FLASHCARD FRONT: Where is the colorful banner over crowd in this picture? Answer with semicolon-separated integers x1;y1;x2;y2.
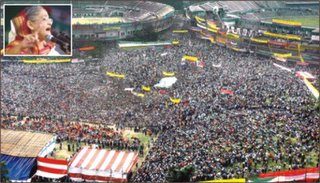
172;41;180;45
250;38;269;44
163;72;175;77
78;46;96;51
230;47;246;52
268;40;288;47
141;85;151;92
263;31;301;41
273;56;287;62
207;20;220;31
272;19;302;27
106;72;125;79
196;23;218;33
220;88;234;95
273;53;292;58
132;91;145;98
183;55;199;62
227;33;240;40
195;16;205;23
22;59;71;64
172;30;188;33
169;98;181;104
118;41;172;49
251;167;320;182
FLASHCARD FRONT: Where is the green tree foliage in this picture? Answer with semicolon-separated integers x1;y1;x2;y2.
166;165;195;182
0;161;9;182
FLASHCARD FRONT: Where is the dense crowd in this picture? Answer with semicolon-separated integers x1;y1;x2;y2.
1;33;319;181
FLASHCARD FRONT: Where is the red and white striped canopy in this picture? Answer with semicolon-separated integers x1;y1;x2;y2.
68;148;138;182
35;157;68;179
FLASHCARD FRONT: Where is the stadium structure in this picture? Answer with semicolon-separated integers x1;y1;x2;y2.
0;0;174;42
1;1;319;43
185;1;320;65
72;1;174;40
0;1;320;182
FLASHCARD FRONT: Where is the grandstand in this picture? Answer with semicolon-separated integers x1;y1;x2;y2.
185;1;320;65
0;0;174;41
71;1;175;40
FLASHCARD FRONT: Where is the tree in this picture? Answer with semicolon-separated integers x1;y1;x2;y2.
0;161;9;182
166;165;195;182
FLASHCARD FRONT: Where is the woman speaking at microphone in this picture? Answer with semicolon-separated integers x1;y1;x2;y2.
5;6;69;55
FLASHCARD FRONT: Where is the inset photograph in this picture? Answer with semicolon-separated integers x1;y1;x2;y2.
3;4;72;56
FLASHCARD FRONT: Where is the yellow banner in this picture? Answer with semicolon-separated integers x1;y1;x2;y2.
106;72;125;79
195;16;205;23
263;31;301;40
272;19;302;26
273;53;292;58
183;55;199;62
300;55;305;63
208;27;218;33
142;85;151;92
227;33;240;39
103;27;121;31
132;92;145;98
163;72;175;77
207;22;219;30
274;56;287;62
22;59;71;64
230;47;240;52
170;98;181;104
250;38;269;44
172;30;188;33
172;41;180;45
201;178;246;183
303;78;319;99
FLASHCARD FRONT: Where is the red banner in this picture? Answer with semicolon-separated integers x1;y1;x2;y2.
268;40;288;47
259;167;319;178
79;46;96;51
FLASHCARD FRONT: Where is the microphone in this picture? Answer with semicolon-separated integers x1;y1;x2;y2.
51;30;70;43
46;34;69;46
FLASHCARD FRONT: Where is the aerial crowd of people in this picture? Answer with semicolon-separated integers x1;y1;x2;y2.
1;32;319;181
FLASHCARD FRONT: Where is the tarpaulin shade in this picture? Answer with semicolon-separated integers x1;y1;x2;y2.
0;154;36;181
